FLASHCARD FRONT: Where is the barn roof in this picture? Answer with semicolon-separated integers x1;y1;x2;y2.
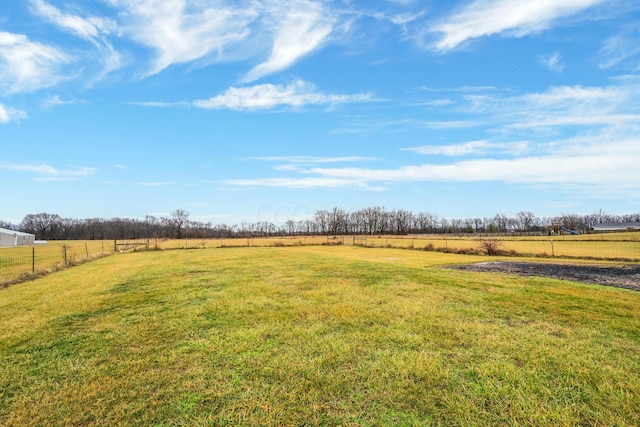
592;222;640;231
0;227;34;237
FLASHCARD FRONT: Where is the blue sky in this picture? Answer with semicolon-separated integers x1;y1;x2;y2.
1;0;640;225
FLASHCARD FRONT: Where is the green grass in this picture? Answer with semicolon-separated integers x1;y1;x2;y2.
1;246;639;426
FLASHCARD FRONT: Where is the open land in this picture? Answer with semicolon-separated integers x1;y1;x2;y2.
1;246;639;426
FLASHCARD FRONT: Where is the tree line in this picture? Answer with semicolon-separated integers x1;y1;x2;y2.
1;208;638;241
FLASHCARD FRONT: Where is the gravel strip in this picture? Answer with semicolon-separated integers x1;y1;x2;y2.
453;262;640;292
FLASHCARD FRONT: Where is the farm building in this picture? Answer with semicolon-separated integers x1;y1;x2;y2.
592;222;640;232
0;228;35;247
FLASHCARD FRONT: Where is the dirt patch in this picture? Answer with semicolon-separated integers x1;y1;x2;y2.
453;262;640;292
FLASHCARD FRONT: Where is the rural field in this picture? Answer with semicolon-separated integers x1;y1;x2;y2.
1;245;639;426
2;232;639;286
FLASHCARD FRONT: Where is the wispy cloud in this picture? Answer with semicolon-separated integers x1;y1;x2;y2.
443;81;640;133
332;117;479;135
0;163;97;181
430;0;606;52
236;136;637;195
404;140;530;156
29;0;121;82
226;78;640;198
29;0;116;40
42;94;88;108
244;1;334;82
538;52;564;72
0;32;71;94
193;80;373;111
598;27;640;70
303;140;639;191
0;104;27;123
107;0;256;76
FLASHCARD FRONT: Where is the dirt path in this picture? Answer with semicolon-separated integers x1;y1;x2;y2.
453;262;640;292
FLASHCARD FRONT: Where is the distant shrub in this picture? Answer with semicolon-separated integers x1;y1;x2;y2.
478;239;503;256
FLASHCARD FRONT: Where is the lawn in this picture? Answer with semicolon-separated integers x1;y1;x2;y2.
1;246;639;426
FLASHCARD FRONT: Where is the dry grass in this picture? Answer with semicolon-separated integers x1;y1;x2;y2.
1;246;639;426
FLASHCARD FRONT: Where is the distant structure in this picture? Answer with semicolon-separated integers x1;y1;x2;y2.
591;223;640;232
0;228;35;247
548;224;579;235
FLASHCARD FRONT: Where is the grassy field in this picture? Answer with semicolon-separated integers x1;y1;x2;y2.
2;233;639;285
1;246;639;426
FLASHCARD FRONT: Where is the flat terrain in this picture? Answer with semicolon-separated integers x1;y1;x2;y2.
1;246;639;426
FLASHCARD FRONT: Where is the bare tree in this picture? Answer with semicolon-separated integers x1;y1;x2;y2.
20;213;63;239
170;209;190;239
515;211;536;232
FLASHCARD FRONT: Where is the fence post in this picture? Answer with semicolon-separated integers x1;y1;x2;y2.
32;246;35;274
85;242;89;258
551;240;555;257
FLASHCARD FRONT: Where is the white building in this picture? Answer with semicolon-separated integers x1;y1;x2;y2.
0;228;35;247
592;222;640;232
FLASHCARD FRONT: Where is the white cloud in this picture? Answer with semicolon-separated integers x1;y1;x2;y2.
503;84;640;130
450;82;640;132
431;0;606;52
0;163;97;181
194;80;373;111
29;0;121;82
294;138;640;195
226;77;640;199
30;0;116;40
244;1;334;82
390;11;426;26
598;28;640;69
42;95;88;108
0;104;27;123
0;32;71;94
537;52;564;72
226;147;640;193
404;140;530;156
107;0;256;76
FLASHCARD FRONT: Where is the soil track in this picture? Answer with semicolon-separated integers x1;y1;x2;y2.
453;262;640;292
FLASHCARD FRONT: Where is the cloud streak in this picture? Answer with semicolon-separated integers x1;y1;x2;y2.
0;163;97;181
226;78;640;198
30;0;121;81
404;140;530;156
430;0;606;51
0;104;27;123
106;0;256;76
194;80;373;111
0;32;71;94
244;1;334;82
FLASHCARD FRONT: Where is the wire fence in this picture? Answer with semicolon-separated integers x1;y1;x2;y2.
349;235;640;260
2;234;639;286
0;241;112;286
146;234;640;261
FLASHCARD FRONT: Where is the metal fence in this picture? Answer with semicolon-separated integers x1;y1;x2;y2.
147;234;640;261
351;235;640;260
0;241;112;286
2;235;639;286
